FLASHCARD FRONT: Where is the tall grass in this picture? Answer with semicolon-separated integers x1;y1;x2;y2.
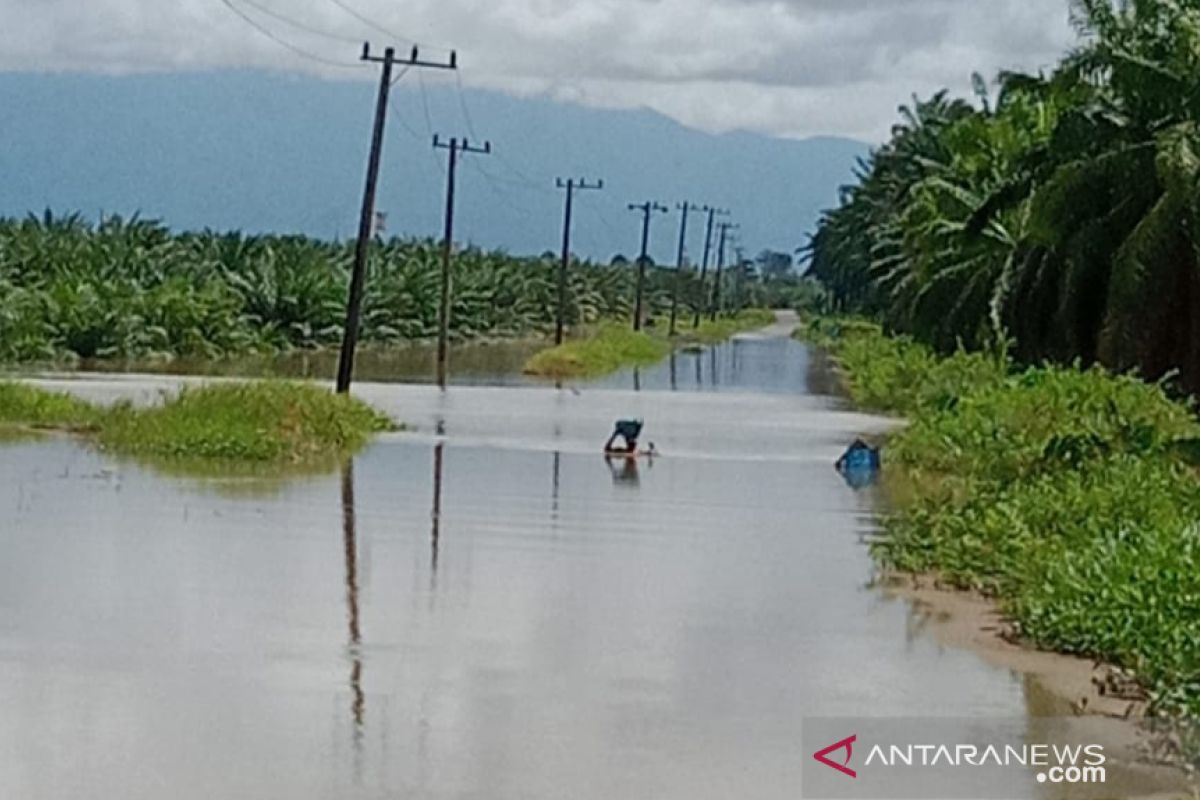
804;318;1200;717
523;324;671;379
524;310;776;379
0;380;395;463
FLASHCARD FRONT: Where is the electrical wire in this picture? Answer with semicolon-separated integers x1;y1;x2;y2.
453;71;480;140
218;0;364;69
323;0;414;43
416;71;437;138
322;0;455;56
234;0;362;43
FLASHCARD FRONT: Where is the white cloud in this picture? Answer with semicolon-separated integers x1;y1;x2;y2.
0;0;1077;141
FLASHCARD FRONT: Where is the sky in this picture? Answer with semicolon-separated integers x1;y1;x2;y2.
0;0;1080;142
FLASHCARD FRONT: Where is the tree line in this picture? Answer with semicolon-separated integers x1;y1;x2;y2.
806;0;1200;395
0;212;784;363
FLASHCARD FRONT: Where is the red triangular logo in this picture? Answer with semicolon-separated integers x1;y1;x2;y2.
813;734;857;778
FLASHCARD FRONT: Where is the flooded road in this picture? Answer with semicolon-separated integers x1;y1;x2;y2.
0;318;1175;798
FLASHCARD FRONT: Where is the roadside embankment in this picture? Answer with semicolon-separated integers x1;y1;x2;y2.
801;316;1200;720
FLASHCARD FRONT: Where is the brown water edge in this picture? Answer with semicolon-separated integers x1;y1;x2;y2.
876;572;1198;798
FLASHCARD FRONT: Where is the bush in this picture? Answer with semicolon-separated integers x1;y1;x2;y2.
809;315;1200;717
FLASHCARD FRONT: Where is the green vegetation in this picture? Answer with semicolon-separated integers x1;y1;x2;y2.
0;213;772;366
804;319;1200;717
675;309;776;346
524;310;776;379
524;324;671;379
806;0;1200;398
0;380;395;463
0;382;98;430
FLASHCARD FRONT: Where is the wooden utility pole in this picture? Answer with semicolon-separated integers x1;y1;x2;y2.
692;207;728;328
433;135;491;389
336;44;457;394
628;201;668;331
710;221;739;320
733;244;747;311
554;177;604;344
669;202;705;337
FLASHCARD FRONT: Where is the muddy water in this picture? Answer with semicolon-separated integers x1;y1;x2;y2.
66;338;546;386
0;324;1176;799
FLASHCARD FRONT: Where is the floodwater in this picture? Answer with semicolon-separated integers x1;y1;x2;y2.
65;338;546;387
0;316;1181;799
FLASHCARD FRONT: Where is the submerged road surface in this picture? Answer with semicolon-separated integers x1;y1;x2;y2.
0;314;1164;799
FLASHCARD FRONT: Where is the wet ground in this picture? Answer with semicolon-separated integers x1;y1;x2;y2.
0;316;1180;798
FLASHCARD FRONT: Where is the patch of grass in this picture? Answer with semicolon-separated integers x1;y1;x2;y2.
526;309;776;379
809;315;1200;717
0;380;397;464
0;381;98;430
524;323;672;379
98;382;397;462
674;309;776;345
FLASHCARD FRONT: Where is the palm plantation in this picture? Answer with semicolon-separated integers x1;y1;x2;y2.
808;0;1200;395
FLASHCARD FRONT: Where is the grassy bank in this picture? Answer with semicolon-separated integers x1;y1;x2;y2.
523;324;671;379
524;310;776;379
674;309;777;346
802;317;1200;717
0;381;396;463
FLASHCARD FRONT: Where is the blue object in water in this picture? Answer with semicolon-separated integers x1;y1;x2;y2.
836;439;881;473
843;446;880;471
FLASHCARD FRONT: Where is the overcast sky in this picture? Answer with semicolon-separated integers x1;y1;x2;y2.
2;0;1077;142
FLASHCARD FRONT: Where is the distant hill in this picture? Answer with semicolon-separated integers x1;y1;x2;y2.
0;71;869;263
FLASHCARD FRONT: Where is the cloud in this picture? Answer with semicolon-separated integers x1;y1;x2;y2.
0;0;1077;141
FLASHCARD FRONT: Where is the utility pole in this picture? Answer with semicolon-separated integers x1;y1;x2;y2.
733;244;747;311
710;221;739;320
669;202;705;337
336;43;457;395
433;135;492;389
692;207;729;328
628;201;668;331
554;178;604;344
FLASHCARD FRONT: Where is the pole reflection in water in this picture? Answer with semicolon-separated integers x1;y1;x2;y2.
709;346;719;388
695;349;703;386
430;442;444;595
551;451;562;515
669;352;678;391
339;459;365;780
632;367;641;392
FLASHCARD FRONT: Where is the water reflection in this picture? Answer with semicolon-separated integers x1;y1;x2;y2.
339;460;365;778
839;466;880;491
430;443;444;591
551;451;562;514
604;454;642;487
72;339;547;386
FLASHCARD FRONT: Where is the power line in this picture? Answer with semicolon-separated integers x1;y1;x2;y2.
432;135;493;389
336;43;458;394
454;71;480;141
235;0;361;43
323;0;413;44
321;0;456;56
218;0;363;69
628;201;669;331
554;178;604;343
578;193;622;243
416;71;437;139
